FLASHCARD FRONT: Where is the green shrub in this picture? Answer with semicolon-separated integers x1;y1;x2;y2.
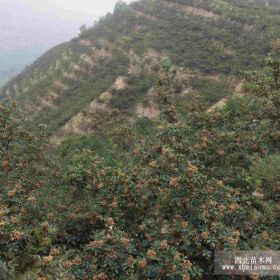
160;58;172;71
250;154;280;199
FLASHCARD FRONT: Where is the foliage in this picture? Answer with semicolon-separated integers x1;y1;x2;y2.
191;77;230;105
109;75;153;113
250;154;280;200
0;105;56;277
114;0;129;14
160;58;173;71
0;58;279;278
0;1;280;279
2;0;280;133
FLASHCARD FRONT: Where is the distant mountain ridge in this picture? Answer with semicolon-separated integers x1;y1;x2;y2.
1;0;280;141
0;0;93;86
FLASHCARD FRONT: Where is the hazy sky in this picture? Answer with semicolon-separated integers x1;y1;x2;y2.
48;0;133;15
0;0;134;19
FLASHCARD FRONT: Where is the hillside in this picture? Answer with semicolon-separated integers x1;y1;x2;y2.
1;37;280;280
1;0;280;279
0;0;92;88
1;0;280;141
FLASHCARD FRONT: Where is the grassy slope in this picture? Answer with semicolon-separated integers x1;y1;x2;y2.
1;0;280;135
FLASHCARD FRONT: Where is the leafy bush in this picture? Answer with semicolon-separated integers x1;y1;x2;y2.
0;2;280;279
114;0;129;14
191;78;230;105
0;105;56;276
160;58;173;71
250;154;280;200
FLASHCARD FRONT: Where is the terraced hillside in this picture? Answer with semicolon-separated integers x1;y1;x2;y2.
1;1;280;279
1;0;280;139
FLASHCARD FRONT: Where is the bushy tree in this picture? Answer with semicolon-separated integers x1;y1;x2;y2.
0;105;57;278
1;55;279;279
43;66;278;279
114;0;128;14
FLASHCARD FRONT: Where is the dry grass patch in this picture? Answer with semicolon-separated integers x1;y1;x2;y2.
162;1;219;20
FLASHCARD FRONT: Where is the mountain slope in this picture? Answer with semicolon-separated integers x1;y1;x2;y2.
0;1;280;278
1;0;280;139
